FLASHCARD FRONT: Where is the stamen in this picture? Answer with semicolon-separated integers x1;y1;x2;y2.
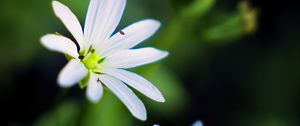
119;30;125;35
94;72;102;74
55;32;62;36
97;78;100;83
91;49;95;53
98;58;105;64
78;55;84;60
87;46;92;52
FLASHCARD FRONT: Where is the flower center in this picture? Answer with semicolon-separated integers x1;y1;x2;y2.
82;52;102;72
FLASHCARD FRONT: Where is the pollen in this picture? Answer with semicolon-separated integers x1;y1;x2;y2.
78;55;85;60
91;49;95;53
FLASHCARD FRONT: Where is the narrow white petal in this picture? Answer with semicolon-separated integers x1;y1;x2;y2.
58;59;88;87
99;19;161;57
102;48;169;69
40;34;78;58
86;73;103;103
84;0;126;47
99;75;147;121
102;68;165;102
52;1;85;48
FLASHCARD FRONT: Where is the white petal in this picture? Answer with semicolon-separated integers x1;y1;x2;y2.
84;0;126;47
102;48;169;69
86;73;103;103
102;68;165;102
58;59;88;87
40;34;78;58
99;19;161;57
99;75;147;121
52;1;85;48
192;120;204;126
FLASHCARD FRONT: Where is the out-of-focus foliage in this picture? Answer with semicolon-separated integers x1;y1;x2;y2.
0;0;50;74
202;1;258;43
142;65;188;115
180;0;216;19
34;101;80;126
79;91;131;126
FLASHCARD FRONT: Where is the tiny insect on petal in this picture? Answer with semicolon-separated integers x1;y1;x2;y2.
119;30;125;35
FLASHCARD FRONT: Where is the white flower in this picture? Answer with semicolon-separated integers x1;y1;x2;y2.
192;120;204;126
40;0;168;121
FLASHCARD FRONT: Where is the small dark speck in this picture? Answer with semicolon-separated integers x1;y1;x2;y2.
79;55;84;59
97;78;100;83
119;30;125;35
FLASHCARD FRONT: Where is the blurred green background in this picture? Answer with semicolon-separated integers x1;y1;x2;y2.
0;0;299;126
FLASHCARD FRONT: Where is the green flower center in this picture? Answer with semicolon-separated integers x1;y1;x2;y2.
81;49;102;72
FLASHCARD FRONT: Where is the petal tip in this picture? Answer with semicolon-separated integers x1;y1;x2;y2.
146;19;161;30
133;103;147;121
136;113;147;121
153;20;161;28
87;95;101;103
40;34;53;45
162;51;169;57
57;72;76;88
156;49;169;59
52;0;61;5
156;95;166;102
40;36;47;45
52;1;61;8
145;19;161;26
57;77;72;88
86;87;103;104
